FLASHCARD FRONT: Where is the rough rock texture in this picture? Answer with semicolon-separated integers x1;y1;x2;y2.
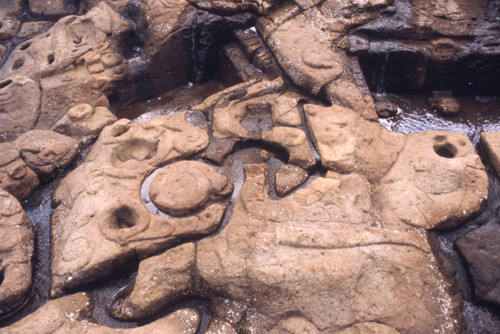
3;292;200;333
374;100;398;118
206;318;238;334
17;21;53;39
456;221;500;308
274;164;309;197
52;103;117;140
0;0;24;15
108;243;197;320
0;142;40;201
15;130;80;176
0;189;34;316
428;96;461;116
0;76;41;142
0;11;20;40
261;127;316;169
0;3;131;130
150;161;233;216
28;0;79;17
481;131;500;176
196;163;469;333
50;112;225;297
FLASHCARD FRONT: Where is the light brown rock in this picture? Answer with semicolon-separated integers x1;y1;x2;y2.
108;243;197;320
0;189;34;316
269;316;320;334
16;130;80;176
0;76;41;142
271;91;303;127
16;21;52;39
261;127;316;169
0;3;131;129
481;131;500;176
337;322;400;334
196;164;464;333
52;103;117;140
50;112;224;297
0;142;40;200
3;292;200;333
378;131;488;230
428;96;461;116
28;0;78;16
150;161;233;216
274;164;309;196
305;103;404;182
0;11;20;40
206;318;238;334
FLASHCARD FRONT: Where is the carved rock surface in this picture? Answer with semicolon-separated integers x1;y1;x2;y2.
49;112;223;297
0;142;39;201
274;164;309;196
108;242;197;320
0;3;131;129
0;76;41;143
481;131;500;176
0;189;34;316
16;130;80;176
28;0;79;16
16;21;52;39
52;104;117;140
196;164;465;333
150;161;233;216
3;292;200;333
0;11;20;40
456;221;500;308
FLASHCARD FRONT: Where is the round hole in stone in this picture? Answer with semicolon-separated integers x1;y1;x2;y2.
20;42;31;51
0;269;4;287
0;22;3;29
110;206;137;229
433;142;457;158
12;58;24;70
47;54;55;64
0;79;12;89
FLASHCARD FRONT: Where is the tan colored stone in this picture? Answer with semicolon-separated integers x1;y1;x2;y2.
0;11;20;40
269;317;320;334
481;131;500;176
28;0;78;16
337;322;400;334
50;112;224;297
150;161;233;216
262;9;345;96
261;127;316;169
0;189;34;316
428;96;461;116
271;91;303;127
212;78;285;139
17;21;52;39
3;292;200;333
325;78;378;120
108;243;197;320
196;164;463;333
0;3;131;129
0;142;39;201
0;76;41;142
16;130;80;176
52;104;117;140
274;164;309;196
304;103;404;182
206;318;238;334
378;131;488;230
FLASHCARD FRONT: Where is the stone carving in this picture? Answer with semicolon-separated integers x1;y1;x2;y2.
16;21;52;39
0;77;41;143
49;112;225;297
274;164;309;196
108;242;197;320
15;130;80;176
52;103;117;141
0;142;39;201
0;189;34;316
196;163;466;333
0;3;131;130
2;292;200;333
150;161;233;216
480;131;500;176
261;127;316;169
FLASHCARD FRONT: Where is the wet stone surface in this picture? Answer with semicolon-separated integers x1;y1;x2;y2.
0;0;500;333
